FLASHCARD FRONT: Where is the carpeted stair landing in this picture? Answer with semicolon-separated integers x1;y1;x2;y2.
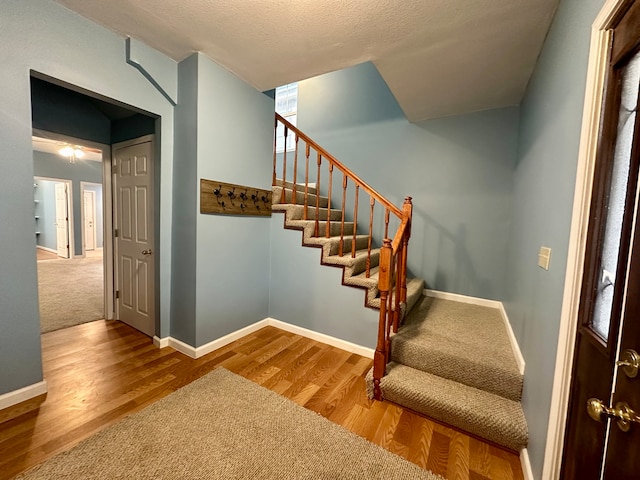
366;296;528;452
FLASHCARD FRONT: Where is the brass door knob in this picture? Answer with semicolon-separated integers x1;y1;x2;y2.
141;249;153;256
587;398;640;432
616;349;640;378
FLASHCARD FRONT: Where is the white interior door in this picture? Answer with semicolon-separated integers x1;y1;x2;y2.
113;139;154;336
83;190;96;251
54;182;69;259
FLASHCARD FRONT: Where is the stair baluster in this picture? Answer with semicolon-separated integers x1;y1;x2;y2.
367;198;374;278
326;164;333;238
339;176;347;256
315;152;321;237
304;144;310;219
292;135;299;205
352;185;359;258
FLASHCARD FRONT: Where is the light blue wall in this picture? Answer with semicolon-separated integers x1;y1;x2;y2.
34;179;56;250
33;151;102;256
506;0;604;476
195;54;273;347
0;0;176;395
296;63;519;300
170;54;199;345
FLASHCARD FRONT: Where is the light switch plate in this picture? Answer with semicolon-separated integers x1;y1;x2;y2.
538;246;552;270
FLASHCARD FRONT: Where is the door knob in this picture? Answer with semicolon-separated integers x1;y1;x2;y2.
141;249;153;256
616;349;640;378
587;398;640;432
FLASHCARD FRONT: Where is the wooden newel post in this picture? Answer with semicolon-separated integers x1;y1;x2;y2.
373;238;393;400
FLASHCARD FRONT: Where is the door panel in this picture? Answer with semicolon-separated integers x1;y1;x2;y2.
603;195;640;478
83;190;96;251
114;139;154;336
54;182;69;259
562;1;640;477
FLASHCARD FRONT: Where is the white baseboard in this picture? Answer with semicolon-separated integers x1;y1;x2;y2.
266;318;374;358
521;448;534;480
36;245;57;254
425;289;525;374
0;380;48;410
153;318;374;360
153;336;170;348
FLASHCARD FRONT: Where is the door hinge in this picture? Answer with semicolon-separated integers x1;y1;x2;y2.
112;162;118;175
115;228;119;238
115;290;120;299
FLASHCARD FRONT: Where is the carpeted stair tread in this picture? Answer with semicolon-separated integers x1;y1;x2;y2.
272;203;343;222
273;186;329;208
286;219;357;238
368;278;425;314
274;179;317;195
367;363;528;451
392;297;523;401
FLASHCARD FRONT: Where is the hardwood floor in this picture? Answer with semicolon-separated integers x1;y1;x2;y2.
0;320;524;480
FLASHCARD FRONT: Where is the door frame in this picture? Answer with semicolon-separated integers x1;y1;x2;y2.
32;129;114;320
543;0;633;477
80;182;101;254
111;134;155;333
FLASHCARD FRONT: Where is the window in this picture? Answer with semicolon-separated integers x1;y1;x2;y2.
275;83;297;152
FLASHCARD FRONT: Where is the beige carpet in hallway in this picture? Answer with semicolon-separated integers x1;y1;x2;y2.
16;368;442;480
37;255;104;333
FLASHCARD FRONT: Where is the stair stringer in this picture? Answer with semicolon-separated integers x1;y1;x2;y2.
268;215;379;349
273;207;380;310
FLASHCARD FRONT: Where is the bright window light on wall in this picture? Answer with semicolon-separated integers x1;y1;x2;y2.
275;82;298;153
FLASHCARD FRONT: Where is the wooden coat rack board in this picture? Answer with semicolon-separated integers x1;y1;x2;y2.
200;179;272;216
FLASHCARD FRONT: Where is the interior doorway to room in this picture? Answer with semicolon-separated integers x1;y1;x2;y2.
30;73;159;338
33;137;107;334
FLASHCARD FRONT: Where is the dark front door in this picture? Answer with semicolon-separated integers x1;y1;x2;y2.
561;1;640;478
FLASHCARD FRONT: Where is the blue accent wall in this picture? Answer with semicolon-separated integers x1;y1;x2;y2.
0;0;176;396
194;54;273;347
33;151;103;256
295;62;519;301
506;0;604;475
171;53;273;348
170;54;198;345
33;179;56;250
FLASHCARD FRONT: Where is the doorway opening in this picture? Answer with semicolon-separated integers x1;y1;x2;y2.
30;72;158;337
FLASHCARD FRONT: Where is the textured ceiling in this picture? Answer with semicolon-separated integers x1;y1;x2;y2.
53;0;559;121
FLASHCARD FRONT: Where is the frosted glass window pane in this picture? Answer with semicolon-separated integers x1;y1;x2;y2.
591;53;640;340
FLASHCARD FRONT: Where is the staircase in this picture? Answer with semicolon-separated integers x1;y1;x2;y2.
272;113;527;453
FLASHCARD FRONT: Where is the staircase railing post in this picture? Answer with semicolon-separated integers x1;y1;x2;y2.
373;238;392;400
394;197;412;333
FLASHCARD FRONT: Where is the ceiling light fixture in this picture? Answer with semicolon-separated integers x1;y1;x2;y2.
58;145;85;164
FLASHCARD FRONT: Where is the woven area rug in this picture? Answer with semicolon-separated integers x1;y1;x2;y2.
16;368;442;480
37;256;103;333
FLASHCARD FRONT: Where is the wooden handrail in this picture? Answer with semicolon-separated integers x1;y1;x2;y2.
276;113;402;218
273;113;412;402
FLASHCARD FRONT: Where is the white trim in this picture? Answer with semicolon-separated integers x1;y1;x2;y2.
266;318;375;358
153;336;169;348
0;380;48;410
521;448;535;480
36;245;57;254
153;318;375;360
424;289;525;374
543;1;625;478
425;288;503;308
